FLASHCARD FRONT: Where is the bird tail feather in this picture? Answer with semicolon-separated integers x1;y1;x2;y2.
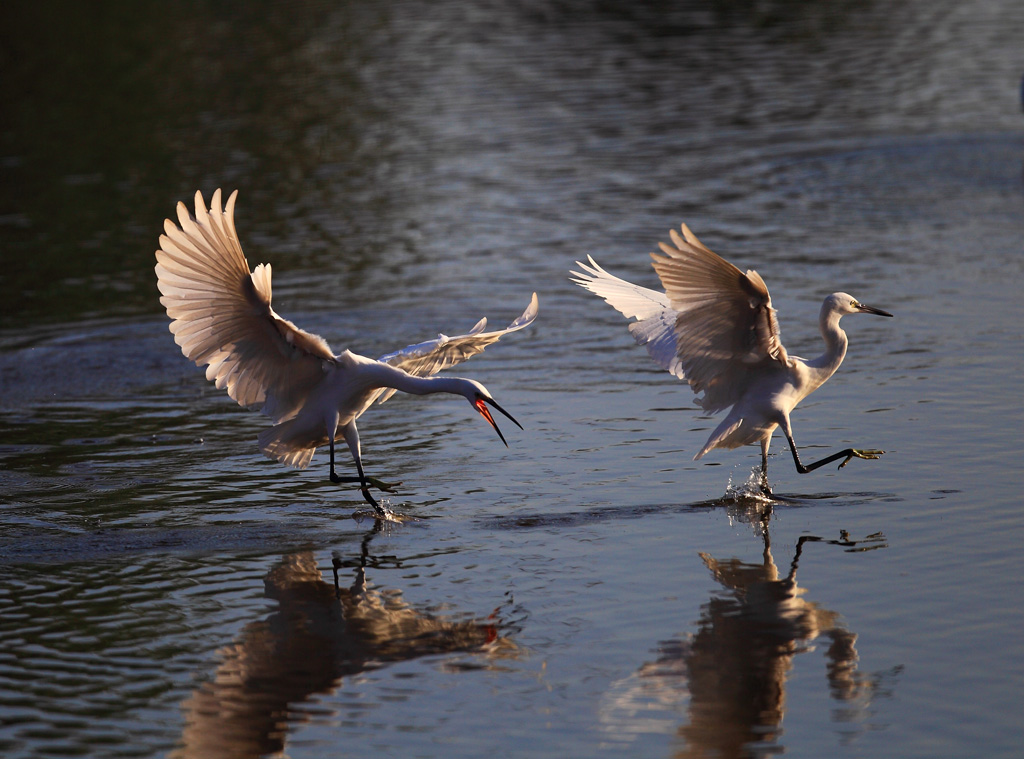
258;420;318;469
694;418;746;460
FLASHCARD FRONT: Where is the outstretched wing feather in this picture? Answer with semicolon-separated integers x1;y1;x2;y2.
154;189;334;422
570;256;686;378
650;224;788;411
572;225;788;413
373;292;539;404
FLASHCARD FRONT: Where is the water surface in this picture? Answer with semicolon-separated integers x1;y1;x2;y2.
2;1;1023;757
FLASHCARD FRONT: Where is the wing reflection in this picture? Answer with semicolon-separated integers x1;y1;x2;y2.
602;525;891;758
174;535;515;759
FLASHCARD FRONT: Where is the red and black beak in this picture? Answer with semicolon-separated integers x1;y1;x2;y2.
473;396;523;447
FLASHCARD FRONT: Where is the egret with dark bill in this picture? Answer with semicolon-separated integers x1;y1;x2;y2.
572;224;891;495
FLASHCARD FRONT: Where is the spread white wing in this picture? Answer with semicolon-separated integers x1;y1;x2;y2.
155;189;333;423
572;224;787;413
570;256;681;377
372;292;539;404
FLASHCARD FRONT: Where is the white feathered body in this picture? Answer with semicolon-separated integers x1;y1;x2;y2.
696;348;841;457
257;353;489;469
256;351;387;469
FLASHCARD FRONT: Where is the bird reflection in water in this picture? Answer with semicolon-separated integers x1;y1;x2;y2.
173;532;517;758
602;521;896;758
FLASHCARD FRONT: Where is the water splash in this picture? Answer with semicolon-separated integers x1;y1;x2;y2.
719;468;776;532
351;499;417;525
723;467;775;505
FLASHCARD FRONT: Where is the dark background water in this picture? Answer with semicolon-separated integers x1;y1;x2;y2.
2;1;1023;757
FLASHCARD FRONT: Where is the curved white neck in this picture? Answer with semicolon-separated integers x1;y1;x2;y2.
368;361;473;398
807;305;849;379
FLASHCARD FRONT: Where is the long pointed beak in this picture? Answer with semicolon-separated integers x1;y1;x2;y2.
474;397;523;447
858;303;893;318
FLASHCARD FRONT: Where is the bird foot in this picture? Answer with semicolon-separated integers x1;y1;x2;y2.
364;476;401;493
329;472;401;492
837;449;885;469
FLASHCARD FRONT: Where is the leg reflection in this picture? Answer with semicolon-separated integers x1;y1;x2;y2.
601;526;893;757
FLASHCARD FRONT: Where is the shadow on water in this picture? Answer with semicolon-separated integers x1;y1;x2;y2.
600;517;901;757
478;484;898;531
170;527;519;759
0;520;354;566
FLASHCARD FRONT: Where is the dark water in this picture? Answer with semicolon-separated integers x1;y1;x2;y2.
2;1;1023;757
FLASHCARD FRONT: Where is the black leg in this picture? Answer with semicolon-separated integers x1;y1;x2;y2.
328;435;389;517
328;433;367;486
759;445;772;496
784;430;884;474
352;457;388;517
328;432;342;483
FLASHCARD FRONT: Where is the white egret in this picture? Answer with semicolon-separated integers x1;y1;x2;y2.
571;224;892;494
155;189;538;516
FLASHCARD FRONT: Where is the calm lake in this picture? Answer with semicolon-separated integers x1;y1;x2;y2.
2;1;1023;757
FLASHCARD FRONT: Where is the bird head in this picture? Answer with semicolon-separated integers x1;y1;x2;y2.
827;292;893;319
463;380;523;447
